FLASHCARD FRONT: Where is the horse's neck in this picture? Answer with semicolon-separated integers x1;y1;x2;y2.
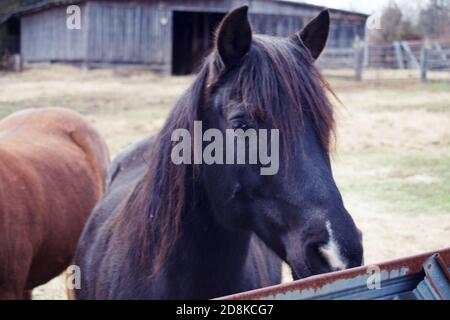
162;194;254;297
173;201;252;270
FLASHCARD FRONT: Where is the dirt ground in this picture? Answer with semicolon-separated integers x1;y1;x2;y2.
0;66;449;300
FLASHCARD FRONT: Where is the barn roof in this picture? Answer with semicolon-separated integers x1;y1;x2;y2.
276;0;368;17
1;0;84;25
1;0;368;25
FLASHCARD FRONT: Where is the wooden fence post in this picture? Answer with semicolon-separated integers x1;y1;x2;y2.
421;46;430;83
354;45;364;81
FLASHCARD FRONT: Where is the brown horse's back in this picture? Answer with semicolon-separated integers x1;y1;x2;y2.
0;108;109;299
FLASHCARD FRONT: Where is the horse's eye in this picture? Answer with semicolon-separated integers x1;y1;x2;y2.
230;119;248;130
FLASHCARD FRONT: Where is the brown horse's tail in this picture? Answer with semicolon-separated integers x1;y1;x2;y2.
64;111;110;300
69;124;110;194
66;269;76;300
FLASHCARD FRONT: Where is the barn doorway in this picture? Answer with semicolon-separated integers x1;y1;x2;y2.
3;17;21;54
172;11;225;75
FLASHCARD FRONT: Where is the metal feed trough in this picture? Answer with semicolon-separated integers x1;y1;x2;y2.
220;248;450;300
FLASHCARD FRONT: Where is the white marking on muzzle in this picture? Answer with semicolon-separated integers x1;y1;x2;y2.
319;221;347;271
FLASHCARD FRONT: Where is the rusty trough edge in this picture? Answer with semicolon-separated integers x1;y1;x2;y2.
420;253;450;299
217;247;450;300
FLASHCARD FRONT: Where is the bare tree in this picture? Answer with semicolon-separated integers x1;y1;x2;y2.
370;1;403;43
369;0;424;44
419;0;450;40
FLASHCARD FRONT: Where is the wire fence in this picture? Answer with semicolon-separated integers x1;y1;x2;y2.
2;39;450;83
318;39;450;82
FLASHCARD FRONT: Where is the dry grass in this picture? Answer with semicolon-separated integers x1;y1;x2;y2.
0;66;449;300
322;68;450;82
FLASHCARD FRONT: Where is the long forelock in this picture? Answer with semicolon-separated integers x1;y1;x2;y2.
112;36;336;279
212;35;335;155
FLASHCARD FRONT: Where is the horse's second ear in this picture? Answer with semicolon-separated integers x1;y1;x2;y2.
215;5;252;69
291;10;330;60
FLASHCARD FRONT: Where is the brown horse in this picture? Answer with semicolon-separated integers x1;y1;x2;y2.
0;107;109;299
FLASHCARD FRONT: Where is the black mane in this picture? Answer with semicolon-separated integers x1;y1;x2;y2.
112;34;336;278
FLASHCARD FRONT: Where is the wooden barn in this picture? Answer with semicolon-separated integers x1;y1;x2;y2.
1;0;368;74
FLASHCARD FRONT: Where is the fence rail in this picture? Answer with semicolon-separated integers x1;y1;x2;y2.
318;39;450;82
2;40;450;83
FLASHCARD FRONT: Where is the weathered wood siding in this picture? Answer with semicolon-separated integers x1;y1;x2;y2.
17;0;367;72
86;1;172;70
165;0;367;50
250;13;304;37
21;3;87;63
330;20;365;48
250;13;365;48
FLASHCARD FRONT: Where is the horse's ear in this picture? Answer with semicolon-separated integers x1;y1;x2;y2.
291;10;330;60
215;5;252;69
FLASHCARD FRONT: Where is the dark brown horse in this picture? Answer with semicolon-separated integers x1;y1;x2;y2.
75;7;363;299
0;107;109;299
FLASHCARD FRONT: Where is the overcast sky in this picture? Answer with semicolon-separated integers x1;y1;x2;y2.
286;0;406;14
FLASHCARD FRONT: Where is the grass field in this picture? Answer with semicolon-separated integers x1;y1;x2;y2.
0;66;449;299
